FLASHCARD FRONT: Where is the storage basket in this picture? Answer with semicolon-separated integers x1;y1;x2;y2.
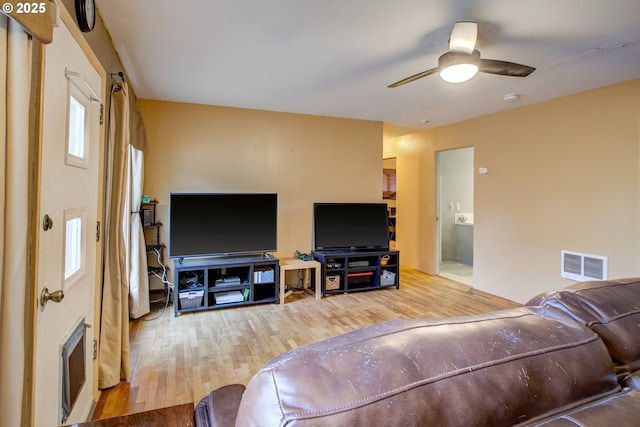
179;290;204;309
381;270;396;286
325;275;341;290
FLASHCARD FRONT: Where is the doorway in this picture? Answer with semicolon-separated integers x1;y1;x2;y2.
383;157;397;249
437;147;474;286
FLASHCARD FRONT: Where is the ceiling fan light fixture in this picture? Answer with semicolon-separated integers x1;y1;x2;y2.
387;24;535;89
438;50;480;83
440;63;479;83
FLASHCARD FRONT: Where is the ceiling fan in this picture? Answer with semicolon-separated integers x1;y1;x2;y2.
388;21;535;87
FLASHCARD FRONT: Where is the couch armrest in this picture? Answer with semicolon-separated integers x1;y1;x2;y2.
195;384;245;427
527;278;640;373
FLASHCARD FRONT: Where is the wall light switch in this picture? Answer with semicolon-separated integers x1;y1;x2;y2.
456;203;461;210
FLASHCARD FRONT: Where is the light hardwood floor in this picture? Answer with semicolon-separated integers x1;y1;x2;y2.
92;266;521;420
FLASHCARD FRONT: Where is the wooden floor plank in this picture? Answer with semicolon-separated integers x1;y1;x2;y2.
68;403;194;427
92;266;520;420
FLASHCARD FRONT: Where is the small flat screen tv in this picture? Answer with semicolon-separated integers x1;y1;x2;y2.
313;203;390;251
169;193;277;258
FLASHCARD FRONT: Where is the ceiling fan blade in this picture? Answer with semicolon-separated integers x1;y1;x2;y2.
449;21;477;54
479;59;536;77
387;67;440;88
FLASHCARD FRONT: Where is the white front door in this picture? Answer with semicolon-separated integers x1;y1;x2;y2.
33;19;103;426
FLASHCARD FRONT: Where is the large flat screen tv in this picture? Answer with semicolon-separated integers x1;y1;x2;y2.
169;193;277;259
313;202;390;251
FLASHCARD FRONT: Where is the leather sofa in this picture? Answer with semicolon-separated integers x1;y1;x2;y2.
195;278;640;426
526;278;640;390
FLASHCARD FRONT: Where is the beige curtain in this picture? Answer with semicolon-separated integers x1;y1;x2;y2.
1;1;52;44
99;81;148;388
99;83;131;388
127;92;148;319
128;144;150;319
0;16;32;427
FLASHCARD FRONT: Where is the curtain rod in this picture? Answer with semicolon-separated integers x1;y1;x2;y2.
65;68;102;103
110;71;126;83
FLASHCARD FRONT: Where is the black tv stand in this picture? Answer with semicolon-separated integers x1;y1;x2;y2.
312;249;399;297
173;255;279;316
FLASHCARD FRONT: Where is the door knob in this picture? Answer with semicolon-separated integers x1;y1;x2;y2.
42;214;53;231
40;287;64;307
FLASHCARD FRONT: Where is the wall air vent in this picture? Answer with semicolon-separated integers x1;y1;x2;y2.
561;250;608;282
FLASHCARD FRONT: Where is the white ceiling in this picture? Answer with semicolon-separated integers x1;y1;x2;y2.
95;0;640;136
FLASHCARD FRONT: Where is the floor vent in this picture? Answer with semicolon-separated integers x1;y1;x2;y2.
561;250;608;282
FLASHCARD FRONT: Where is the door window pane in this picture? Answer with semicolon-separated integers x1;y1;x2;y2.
68;95;85;158
66;83;90;168
63;208;87;288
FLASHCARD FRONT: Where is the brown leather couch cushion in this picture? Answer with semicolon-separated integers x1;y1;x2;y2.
522;388;640;426
235;307;618;426
195;384;245;427
623;371;640;389
527;278;640;375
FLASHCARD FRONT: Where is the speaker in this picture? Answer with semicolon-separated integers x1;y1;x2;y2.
142;209;152;227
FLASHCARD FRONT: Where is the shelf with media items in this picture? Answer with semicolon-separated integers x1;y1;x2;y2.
173;255;279;316
141;199;171;305
311;202;400;297
312;250;399;297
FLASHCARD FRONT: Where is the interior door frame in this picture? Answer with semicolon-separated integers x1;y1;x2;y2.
435;146;474;279
435;153;442;275
28;4;107;422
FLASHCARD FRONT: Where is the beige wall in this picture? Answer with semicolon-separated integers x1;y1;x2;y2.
387;78;640;303
138;100;383;262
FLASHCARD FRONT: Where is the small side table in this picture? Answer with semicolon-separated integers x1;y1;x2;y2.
279;258;321;303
